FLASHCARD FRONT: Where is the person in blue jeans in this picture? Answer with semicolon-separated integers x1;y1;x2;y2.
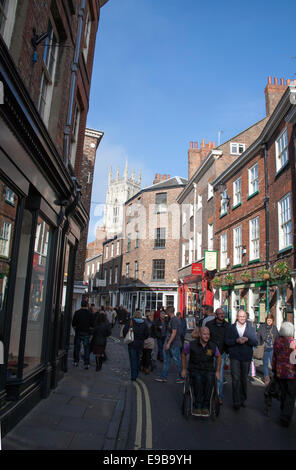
155;306;184;384
257;314;279;385
123;310;149;381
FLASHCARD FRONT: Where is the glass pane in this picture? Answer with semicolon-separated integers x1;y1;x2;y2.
0;182;19;340
23;217;52;376
8;209;32;379
59;243;70;352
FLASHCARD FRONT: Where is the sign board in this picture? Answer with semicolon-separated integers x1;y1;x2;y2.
192;263;203;276
204;250;218;271
97;280;106;287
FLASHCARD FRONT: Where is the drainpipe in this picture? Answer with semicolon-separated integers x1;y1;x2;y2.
64;0;86;168
263;143;270;314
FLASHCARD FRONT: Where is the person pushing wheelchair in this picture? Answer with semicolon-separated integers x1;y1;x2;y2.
181;326;221;417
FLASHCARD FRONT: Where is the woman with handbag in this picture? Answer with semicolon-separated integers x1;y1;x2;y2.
123;310;149;381
142;312;157;374
257;314;279;385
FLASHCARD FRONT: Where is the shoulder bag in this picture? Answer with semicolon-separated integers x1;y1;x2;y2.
124;319;134;344
253;342;265;360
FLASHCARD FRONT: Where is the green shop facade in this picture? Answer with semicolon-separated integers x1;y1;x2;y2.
215;276;294;330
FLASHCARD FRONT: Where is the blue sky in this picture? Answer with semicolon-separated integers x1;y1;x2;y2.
86;0;296;242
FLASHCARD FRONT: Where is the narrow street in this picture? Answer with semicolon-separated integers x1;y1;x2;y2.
2;323;296;452
123;348;296;451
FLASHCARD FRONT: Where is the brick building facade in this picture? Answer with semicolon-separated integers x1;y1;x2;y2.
73;128;103;309
177;111;268;317
213;77;296;330
95;236;123;308
0;0;109;435
97;176;187;313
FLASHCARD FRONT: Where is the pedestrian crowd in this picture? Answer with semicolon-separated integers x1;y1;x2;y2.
71;300;296;428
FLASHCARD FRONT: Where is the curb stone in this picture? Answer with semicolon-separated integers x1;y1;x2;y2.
114;380;133;450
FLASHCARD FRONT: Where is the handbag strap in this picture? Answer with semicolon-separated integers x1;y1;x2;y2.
129;318;133;329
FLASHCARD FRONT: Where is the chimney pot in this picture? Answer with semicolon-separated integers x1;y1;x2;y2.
280;78;285;86
293;79;296;86
274;77;279;85
194;141;198;148
201;138;205;148
287;79;291;86
212;142;216;148
190;141;193;148
208;141;212;148
268;76;272;84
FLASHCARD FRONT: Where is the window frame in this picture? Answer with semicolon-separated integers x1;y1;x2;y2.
155;193;167;213
275;128;288;172
249;216;260;261
233;177;241;207
220;233;227;269
154;227;166;249
208;224;213;250
248;163;259;196
233;225;242;265
278;193;292;251
152;259;165;280
230;142;246;156
38;17;59;126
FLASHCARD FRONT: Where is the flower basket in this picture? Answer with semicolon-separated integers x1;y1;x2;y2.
212;277;222;288
273;262;290;281
225;274;235;285
241;270;252;283
257;268;272;281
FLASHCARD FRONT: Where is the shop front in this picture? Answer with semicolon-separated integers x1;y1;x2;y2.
0;48;85;434
120;286;178;314
219;279;294;329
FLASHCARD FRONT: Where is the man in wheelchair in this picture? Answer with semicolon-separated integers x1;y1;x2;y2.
181;326;221;417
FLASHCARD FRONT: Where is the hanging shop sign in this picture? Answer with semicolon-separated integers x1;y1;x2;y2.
192;263;203;276
204;250;218;271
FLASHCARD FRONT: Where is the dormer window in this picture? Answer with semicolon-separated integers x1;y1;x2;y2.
230;142;245;155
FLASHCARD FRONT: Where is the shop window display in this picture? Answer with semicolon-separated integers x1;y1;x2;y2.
7;209;32;378
23;217;51;376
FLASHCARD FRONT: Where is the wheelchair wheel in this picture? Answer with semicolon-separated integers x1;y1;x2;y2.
182;391;191;419
210;386;220;421
181;376;192;419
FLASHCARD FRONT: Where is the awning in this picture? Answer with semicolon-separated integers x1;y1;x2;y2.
183;274;202;284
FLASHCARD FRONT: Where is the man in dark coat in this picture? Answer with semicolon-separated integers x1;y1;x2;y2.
207;308;230;404
225;310;258;410
72;300;94;369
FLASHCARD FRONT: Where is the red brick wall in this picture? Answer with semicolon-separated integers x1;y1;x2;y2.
214;147;266;280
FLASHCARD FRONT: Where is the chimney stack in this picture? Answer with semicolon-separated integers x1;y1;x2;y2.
188;139;215;180
153;174;171;184
265;76;288;116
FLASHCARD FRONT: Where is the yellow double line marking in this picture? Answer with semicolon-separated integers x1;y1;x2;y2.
133;378;152;450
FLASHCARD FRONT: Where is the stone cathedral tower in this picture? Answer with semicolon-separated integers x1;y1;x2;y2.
103;161;141;236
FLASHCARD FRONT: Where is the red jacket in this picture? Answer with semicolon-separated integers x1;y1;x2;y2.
272;336;296;379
